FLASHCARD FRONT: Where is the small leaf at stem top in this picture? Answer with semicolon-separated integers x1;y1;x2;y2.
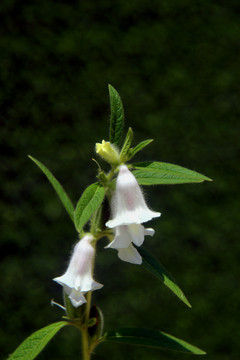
120;127;133;162
108;84;124;146
128;139;153;160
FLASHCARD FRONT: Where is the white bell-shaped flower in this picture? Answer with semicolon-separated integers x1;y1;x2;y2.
53;234;103;308
106;224;155;264
106;165;160;228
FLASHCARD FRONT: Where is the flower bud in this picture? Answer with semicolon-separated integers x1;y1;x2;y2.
96;140;120;165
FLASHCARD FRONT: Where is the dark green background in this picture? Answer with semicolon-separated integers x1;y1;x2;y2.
1;1;239;359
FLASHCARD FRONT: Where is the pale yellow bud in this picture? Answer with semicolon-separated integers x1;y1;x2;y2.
95;140;120;164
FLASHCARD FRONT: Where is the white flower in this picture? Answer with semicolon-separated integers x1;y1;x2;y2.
106;165;160;228
53;234;103;308
105;165;160;264
105;224;155;265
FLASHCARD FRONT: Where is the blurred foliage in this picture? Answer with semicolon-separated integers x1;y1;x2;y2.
1;0;240;359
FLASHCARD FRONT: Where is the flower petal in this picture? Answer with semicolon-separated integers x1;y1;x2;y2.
106;225;132;249
127;224;145;246
117;244;142;265
69;288;87;308
144;228;155;237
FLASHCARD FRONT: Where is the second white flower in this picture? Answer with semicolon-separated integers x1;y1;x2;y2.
106;165;161;228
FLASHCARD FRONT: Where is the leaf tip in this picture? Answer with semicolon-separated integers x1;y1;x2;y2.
185;299;192;308
28;155;36;164
199;174;212;182
200;177;212;183
108;83;115;93
177;292;192;308
180;291;192;308
195;348;207;355
206;177;213;182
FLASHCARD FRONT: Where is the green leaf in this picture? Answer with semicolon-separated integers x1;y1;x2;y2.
8;321;70;360
138;247;191;307
120;127;133;162
132;161;212;185
28;156;75;222
128;139;153;159
74;183;105;232
108;84;124;145
101;328;206;355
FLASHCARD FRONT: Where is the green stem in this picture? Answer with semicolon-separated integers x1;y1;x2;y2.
85;292;92;324
81;326;89;360
80;208;105;359
81;292;92;360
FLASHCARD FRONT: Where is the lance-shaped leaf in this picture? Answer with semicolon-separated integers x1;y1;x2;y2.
74;183;105;232
29;156;75;222
138;247;191;307
109;84;124;145
101;328;206;355
128;139;153;160
120;127;133;162
8;321;70;360
132;161;212;185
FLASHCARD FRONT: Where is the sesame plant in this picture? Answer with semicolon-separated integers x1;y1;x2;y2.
8;85;210;360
